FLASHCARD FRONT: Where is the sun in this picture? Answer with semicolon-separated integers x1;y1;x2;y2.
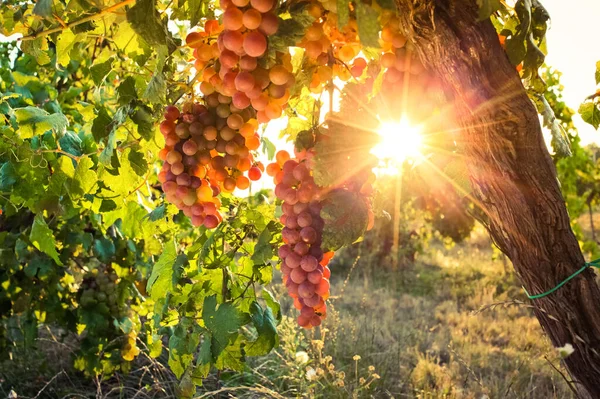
371;117;424;170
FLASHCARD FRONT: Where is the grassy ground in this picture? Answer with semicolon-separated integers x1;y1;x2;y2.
0;227;577;398
222;227;575;398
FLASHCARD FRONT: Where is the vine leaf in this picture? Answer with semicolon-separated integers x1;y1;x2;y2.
579;102;600;130
143;75;167;104
321;190;369;251
32;0;53;18
127;149;148;177
14;106;68;138
202;295;246;359
93;237;116;263
30;214;63;265
251;221;277;265
192;337;213;381
337;0;349;29
172;0;212;26
56;29;85;67
355;2;380;48
261;289;281;321
126;0;177;51
168;320;200;378
245;302;278;356
268;7;314;53
0;162;17;191
90;59;114;86
147;240;183;300
91;107;113;142
68;157;97;198
117;77;138;105
21;38;51;65
595;60;600;85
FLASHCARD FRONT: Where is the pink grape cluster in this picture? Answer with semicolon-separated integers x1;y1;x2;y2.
271;150;334;328
158;103;264;228
192;0;296;124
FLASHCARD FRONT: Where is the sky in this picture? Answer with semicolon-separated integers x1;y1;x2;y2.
543;0;600;145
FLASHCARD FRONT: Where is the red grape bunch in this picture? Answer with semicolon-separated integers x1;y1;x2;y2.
158;102;264;229
268;150;335;328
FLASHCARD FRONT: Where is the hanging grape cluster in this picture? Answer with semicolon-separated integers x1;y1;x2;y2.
159;0;301;229
267;150;335;328
79;266;126;318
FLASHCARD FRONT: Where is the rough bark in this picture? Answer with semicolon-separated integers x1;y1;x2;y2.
394;1;600;396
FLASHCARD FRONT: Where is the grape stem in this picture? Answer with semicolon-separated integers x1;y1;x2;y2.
19;0;136;42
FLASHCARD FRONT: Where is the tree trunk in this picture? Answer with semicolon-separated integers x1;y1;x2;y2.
395;1;600;396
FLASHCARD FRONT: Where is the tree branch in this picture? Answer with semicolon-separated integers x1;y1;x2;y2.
19;0;136;42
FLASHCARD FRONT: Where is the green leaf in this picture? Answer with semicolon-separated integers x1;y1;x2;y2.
477;0;502;20
32;0;53;18
194;337;212;379
268;9;314;53
92;106;130;143
68;157;97;198
24;254;53;278
127;150;148;177
21;38;51;65
337;0;349;29
355;2;380;48
172;0;211;26
14;107;68;138
202;296;245;358
130;106;155;140
146;204;167;221
245;302;278;356
147;240;184;299
0;162;18;191
596;60;600;85
168;321;200;378
251;222;276;265
215;334;245;371
93;237;116;263
261;136;276;160
143;74;167;104
30;214;63;265
56;29;79;67
58;132;82;157
117;77;138;105
90;59;114;86
321;190;369;251
126;0;174;48
261;289;281;321
579;102;600;130
103;148;144;196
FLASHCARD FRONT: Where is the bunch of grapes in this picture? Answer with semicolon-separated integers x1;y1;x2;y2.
186;19;222;71
267;150;335;328
378;15;424;85
189;0;296;124
79;267;126;318
298;4;368;92
158;101;266;228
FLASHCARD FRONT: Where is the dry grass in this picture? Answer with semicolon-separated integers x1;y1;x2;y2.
1;226;578;398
